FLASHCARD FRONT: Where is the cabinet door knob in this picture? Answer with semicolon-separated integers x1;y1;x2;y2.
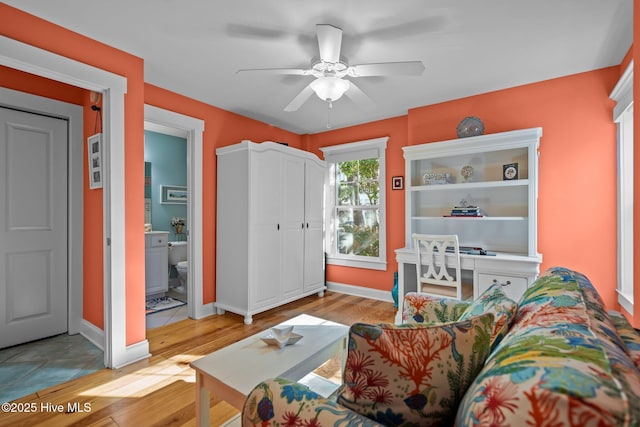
277;224;280;230
492;278;511;287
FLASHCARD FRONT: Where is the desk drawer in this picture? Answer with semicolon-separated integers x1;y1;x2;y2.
478;273;527;302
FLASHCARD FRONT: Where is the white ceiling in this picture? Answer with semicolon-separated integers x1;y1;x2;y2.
4;0;633;134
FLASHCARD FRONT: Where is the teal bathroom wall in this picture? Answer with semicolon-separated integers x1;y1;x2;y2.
144;130;187;240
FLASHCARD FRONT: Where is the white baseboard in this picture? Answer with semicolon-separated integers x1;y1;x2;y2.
80;319;150;369
112;340;151;369
80;319;105;351
194;301;218;320
326;281;394;303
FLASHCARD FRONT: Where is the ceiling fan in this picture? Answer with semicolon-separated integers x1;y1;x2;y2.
237;24;426;112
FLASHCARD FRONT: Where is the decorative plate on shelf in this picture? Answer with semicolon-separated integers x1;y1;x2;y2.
456;116;485;138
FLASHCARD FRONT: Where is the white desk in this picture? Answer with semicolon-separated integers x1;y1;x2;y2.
190;314;348;427
395;247;541;323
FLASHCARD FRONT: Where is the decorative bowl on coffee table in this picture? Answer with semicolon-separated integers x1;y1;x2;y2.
261;326;303;348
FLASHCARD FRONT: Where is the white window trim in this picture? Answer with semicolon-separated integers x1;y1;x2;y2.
610;60;634;313
321;137;388;271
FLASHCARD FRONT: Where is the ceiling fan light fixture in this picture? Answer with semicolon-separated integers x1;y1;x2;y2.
310;77;349;102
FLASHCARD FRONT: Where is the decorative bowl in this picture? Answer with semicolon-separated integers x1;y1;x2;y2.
456;116;485;138
261;326;303;349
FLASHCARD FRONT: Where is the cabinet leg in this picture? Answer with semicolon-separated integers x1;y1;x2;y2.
216;307;225;315
244;314;253;325
317;290;325;297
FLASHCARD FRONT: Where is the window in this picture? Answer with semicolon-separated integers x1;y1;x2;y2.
610;60;634;313
321;137;388;270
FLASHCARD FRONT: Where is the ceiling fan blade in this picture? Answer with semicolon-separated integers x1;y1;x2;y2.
344;81;375;111
316;24;342;64
237;67;310;76
284;83;315;112
348;61;425;77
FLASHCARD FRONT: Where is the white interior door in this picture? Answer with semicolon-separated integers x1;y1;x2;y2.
304;159;326;291
250;149;281;308
0;107;68;349
281;154;305;299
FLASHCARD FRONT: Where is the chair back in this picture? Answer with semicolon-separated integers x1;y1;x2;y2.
412;233;463;299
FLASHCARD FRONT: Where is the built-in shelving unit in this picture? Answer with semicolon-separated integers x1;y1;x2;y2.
403;127;542;256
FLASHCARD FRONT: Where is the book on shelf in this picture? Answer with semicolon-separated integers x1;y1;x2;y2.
449;205;485;217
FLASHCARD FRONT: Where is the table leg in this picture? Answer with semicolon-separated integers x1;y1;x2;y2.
195;371;210;427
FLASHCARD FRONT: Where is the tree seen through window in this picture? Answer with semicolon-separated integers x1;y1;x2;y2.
336;158;380;257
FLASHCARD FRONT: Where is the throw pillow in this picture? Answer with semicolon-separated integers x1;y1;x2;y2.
336;313;494;427
402;292;470;324
458;283;517;349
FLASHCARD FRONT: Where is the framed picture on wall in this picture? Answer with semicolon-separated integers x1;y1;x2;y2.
87;133;103;189
392;176;404;190
161;185;187;204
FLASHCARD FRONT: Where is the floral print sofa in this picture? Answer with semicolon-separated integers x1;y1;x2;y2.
242;267;640;426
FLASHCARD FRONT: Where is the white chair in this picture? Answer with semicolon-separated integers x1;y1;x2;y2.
412;233;473;301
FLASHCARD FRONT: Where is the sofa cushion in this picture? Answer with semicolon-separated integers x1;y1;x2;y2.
337;314;494;427
456;267;640;426
458;283;517;349
608;310;640;371
243;378;383;427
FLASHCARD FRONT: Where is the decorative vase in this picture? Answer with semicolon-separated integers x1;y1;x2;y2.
391;272;399;308
460;165;474;182
175;224;183;235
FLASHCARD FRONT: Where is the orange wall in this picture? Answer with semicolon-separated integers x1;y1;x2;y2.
2;4;146;345
307;68;621;312
144;84;302;303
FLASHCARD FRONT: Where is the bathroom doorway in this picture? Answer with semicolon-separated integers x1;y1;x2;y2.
143;105;205;325
144;127;188;328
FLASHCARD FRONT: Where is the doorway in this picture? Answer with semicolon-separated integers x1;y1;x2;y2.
0;87;84;347
143;105;205;322
144;128;189;328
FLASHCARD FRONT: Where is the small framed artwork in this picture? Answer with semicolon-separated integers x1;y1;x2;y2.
161;185;187;204
392;176;404;190
87;133;103;189
503;163;519;180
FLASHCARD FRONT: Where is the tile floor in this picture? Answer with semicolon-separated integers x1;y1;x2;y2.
0;333;104;403
1;284;188;403
146;304;189;329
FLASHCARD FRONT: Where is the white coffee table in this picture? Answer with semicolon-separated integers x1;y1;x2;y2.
190;314;349;427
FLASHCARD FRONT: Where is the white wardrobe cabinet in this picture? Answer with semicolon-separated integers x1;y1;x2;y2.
215;141;326;324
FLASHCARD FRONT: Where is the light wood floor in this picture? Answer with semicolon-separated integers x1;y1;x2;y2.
1;292;395;427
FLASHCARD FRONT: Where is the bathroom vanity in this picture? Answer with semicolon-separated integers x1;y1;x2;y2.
145;231;169;296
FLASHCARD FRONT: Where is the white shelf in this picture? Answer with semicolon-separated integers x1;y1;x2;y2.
412;216;527;221
403;127;541;257
410;179;529;192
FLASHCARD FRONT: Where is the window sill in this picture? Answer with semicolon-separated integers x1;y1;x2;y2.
617;289;634;314
327;256;387;271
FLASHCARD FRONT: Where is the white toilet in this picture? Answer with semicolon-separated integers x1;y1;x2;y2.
168;241;187;292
